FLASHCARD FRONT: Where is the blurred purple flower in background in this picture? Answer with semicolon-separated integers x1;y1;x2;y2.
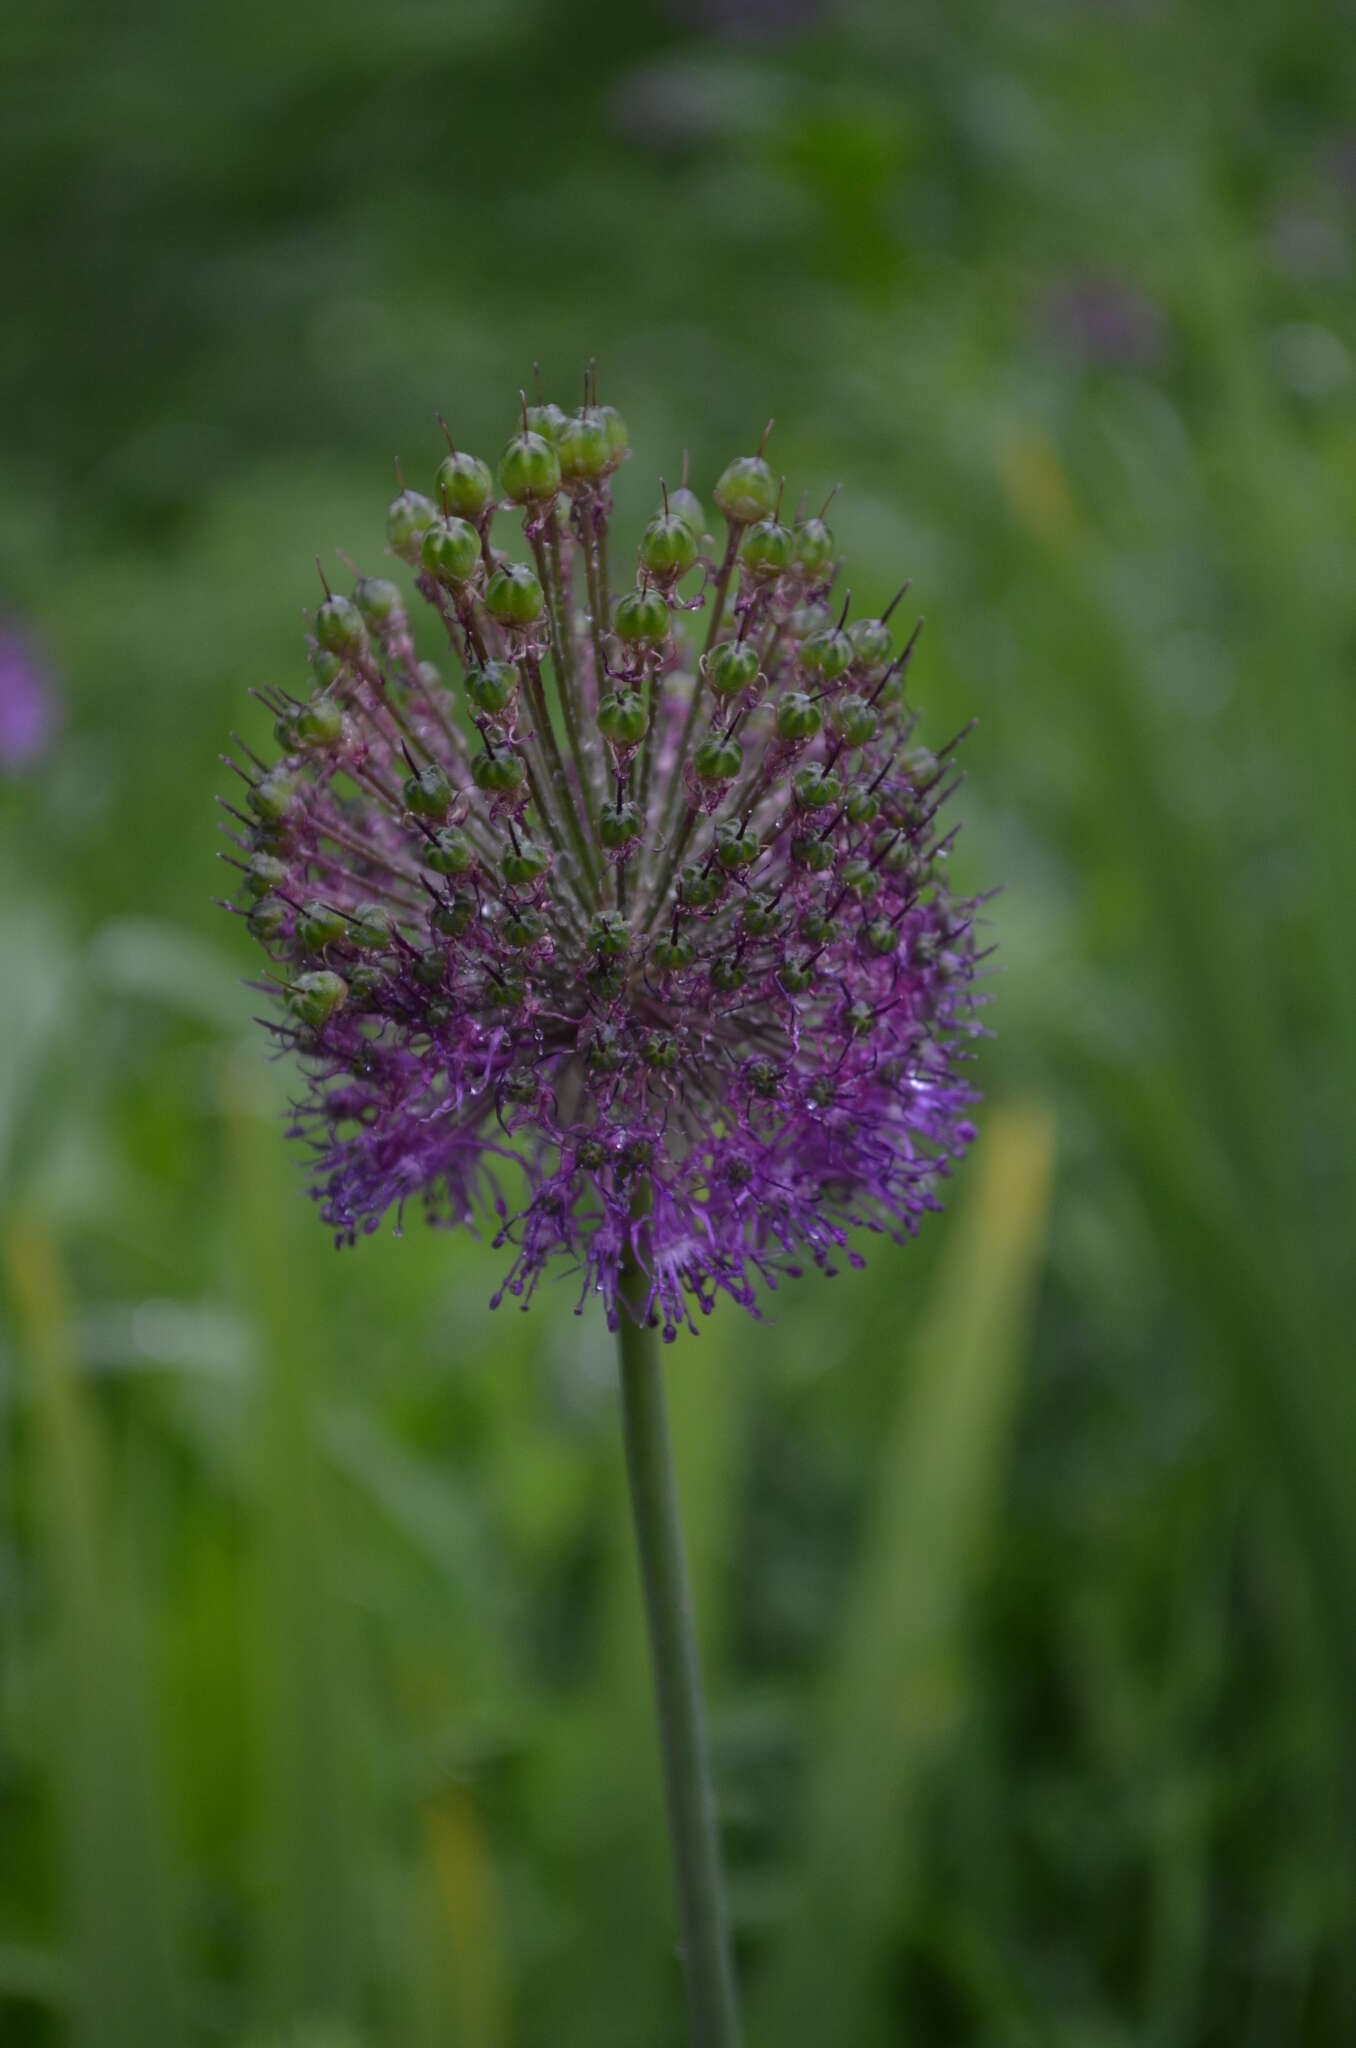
0;625;60;775
1036;273;1168;373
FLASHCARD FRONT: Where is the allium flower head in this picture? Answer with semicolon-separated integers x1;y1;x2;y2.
220;377;985;1338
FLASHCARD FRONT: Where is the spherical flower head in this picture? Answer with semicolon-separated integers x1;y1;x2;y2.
219;378;987;1340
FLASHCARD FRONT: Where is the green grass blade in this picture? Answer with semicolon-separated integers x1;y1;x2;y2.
753;1103;1055;2048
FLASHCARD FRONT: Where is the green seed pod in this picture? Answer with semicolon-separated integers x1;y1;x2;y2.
787;601;831;641
347;906;394;951
598;799;642;850
272;706;300;750
556;409;612;484
499;429;561;505
471;748;526;795
589;958;626;1002
483;975;526;1012
829;693;879;746
435;450;495;521
345;964;384;1011
386;488;438;564
799;627;853;682
799;907;840;945
840;857;880;901
315;594;368;658
414;945;448;983
808;1076;837;1109
864;918;898;956
848;617;893;670
693;733;742;784
585;1030;626;1075
422;516;481;588
309;646;344;688
294;697;345;748
289;970;348;1028
650;933;695;971
248;768;298;824
793;516;834;577
845;781;881;826
884;783;925;830
576;1134;610;1169
249;819;290;859
613;586;670;646
245;852;288;899
297;901;349;952
845;998;875;1038
710;955;747;993
596;404;629;466
589;910;630;958
485;563;544;628
780;960;814;994
792;762;843;811
741;891;781;937
702;640;760;700
714;820;759;870
713;452;777;525
791;832;835;873
678;864;725;909
403;762;452;819
354;576;404;628
640;511;699;583
465;661;519;716
502;839;549;888
873;830;913;875
432;896;474;939
642;1031;680;1072
247;894;290;941
525;401;567;444
740;518;793;578
427;826;474;876
502;909;545;949
665;485;706;538
776;690;822;742
598;689;649;747
747;1059;779;1098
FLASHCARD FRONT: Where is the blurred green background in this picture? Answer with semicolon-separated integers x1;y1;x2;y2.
2;1;1354;2042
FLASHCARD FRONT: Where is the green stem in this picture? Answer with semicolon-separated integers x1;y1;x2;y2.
581;500;612;706
519;650;602;899
530;525;601;843
617;1241;741;2048
639;521;744;925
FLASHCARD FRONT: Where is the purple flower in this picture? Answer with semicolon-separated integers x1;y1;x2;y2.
0;625;59;774
220;385;986;1337
1036;274;1167;373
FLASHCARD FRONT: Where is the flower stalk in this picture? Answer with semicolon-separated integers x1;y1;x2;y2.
618;1201;741;2048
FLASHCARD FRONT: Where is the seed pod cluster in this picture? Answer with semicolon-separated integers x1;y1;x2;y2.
219;380;985;1337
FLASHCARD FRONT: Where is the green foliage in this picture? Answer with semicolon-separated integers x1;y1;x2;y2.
2;1;1355;2044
